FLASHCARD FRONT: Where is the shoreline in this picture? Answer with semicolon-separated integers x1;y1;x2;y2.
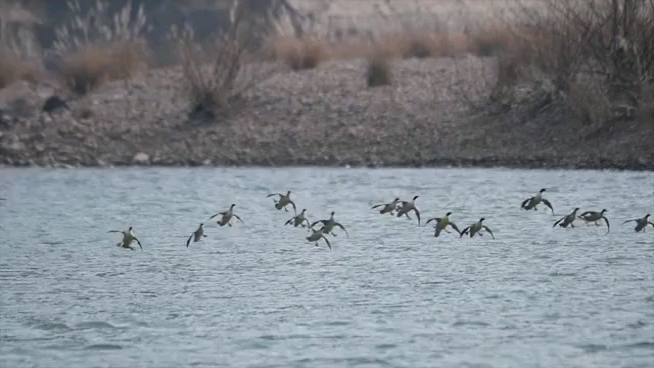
1;156;652;171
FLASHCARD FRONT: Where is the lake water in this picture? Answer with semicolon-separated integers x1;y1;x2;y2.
1;167;653;368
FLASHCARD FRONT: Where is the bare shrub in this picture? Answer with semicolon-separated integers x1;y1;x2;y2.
367;53;392;87
172;8;280;119
52;0;149;95
567;78;612;125
454;0;654;125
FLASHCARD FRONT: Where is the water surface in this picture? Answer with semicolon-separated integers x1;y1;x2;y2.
1;167;653;368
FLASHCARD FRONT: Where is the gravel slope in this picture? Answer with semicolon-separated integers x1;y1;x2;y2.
1;56;653;170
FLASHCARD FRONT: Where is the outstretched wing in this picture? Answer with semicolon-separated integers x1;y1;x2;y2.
107;230;123;233
322;236;332;250
460;226;470;237
425;217;440;225
289;200;297;214
371;203;384;209
284;216;295;225
449;222;461;235
622;219;635;224
266;193;281;198
310;220;325;228
541;199;554;214
335;222;350;238
134;237;143;250
186;233;193;248
233;214;245;224
482;226;495;239
209;212;224;220
552;217;564;228
602;217;610;233
521;197;532;209
413;208;421;225
578;211;593;218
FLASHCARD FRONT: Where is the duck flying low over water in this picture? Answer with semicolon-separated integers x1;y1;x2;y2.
371;198;401;215
209;204;244;227
460;218;495;239
622;214;654;232
267;191;297;214
285;209;311;228
521;188;554;214
396;196;421;225
425;212;461;237
186;223;207;248
306;227;332;250
108;226;143;251
578;209;610;232
553;208;580;228
311;211;349;238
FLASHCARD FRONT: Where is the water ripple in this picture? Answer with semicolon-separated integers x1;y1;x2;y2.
1;167;653;367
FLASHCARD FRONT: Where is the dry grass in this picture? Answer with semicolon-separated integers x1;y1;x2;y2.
51;0;149;95
266;36;329;70
58;42;148;95
266;30;483;66
0;52;44;90
466;23;520;57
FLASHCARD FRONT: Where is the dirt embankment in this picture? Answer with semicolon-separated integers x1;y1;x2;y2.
1;56;653;170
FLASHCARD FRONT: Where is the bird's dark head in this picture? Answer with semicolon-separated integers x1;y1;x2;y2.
573;207;580;212
286;190;291;195
601;209;607;213
128;226;133;231
200;223;204;226
446;212;452;216
330;211;335;216
540;188;547;193
301;209;306;213
646;214;651;218
231;204;236;208
413;195;419;200
394;197;400;201
479;218;485;222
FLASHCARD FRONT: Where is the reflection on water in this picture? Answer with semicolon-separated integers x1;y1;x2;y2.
1;167;653;368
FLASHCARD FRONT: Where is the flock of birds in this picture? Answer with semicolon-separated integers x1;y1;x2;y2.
91;188;653;252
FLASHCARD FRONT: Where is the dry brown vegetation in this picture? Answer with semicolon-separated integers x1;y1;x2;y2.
58;42;149;95
1;0;654;170
0;0;150;96
469;0;654;125
266;36;329;70
2;0;651;126
0;51;43;89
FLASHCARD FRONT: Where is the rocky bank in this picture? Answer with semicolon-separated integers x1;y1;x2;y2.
1;56;653;170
